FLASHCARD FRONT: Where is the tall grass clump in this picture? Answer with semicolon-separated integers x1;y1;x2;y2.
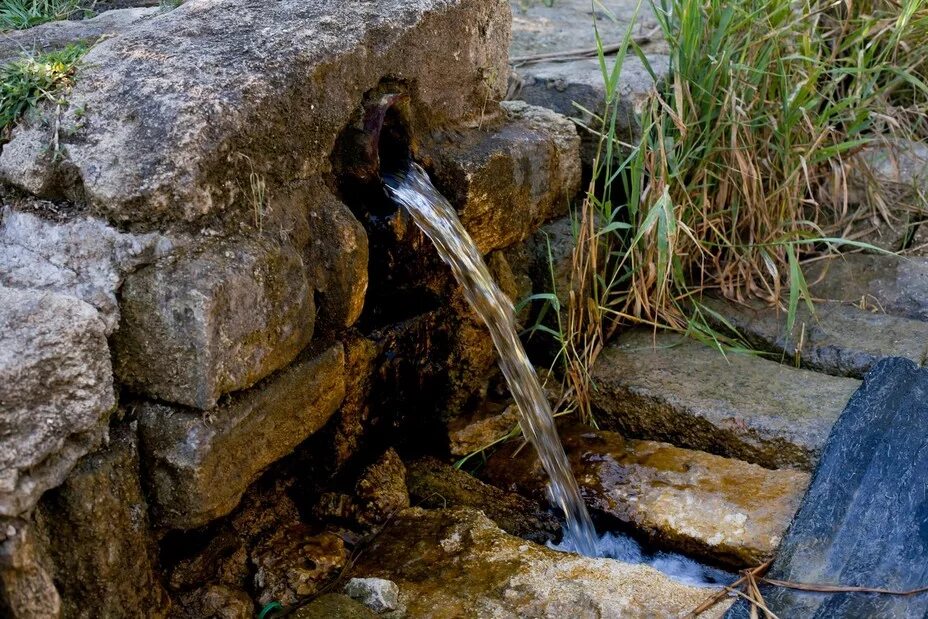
549;0;928;423
0;0;79;30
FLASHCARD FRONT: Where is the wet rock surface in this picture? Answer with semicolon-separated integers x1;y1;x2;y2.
430;100;582;254
703;295;928;378
114;236;315;410
351;506;730;618
34;423;169;618
292;593;377;619
138;344;345;529
406;457;561;543
0;286;115;518
727;358;928;618
484;425;809;567
0;7;159;65
173;584;253;619
252;527;347;606
591;330;859;470
0;523;60;619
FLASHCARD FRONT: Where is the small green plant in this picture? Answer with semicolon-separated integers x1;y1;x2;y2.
0;0;79;30
0;43;87;139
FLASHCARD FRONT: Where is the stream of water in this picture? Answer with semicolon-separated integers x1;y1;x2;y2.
384;162;599;556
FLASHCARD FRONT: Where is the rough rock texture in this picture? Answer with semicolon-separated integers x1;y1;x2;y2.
173;584;253;619
508;0;668;164
293;594;377;619
704;296;928;379
406;457;561;543
430;100;582;254
352;507;731;618
138;343;346;529
304;187;368;330
252;527;347;606
343;578;401;614
0;286;115;518
354;449;410;527
847;139;928;211
34;423;169;619
808;254;928;321
114;236;314;410
0;0;512;228
591;330;860;470
0;7;159;65
727;358;928;618
484;426;809;567
0;522;60;619
447;401;520;456
0;206;178;334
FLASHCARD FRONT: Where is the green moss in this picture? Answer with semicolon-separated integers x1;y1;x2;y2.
0;43;86;138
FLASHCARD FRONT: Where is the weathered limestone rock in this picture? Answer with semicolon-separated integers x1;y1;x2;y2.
114;236;314;410
0;286;114;518
591;330;860;470
727;358;928;618
0;0;511;228
0;7;159;65
0;206;178;334
304;187;368;330
0;522;60;619
293;594;377;619
484;426;809;567
138;343;345;529
406;457;561;543
509;0;668;164
447;400;520;456
173;584;253;619
35;423;169;618
252;526;347;606
354;449;410;527
352;507;731;618
808;254;928;321
324;336;378;472
703;296;928;379
343;578;401;614
430;100;581;255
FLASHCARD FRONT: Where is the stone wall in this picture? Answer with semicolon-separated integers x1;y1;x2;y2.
0;1;583;615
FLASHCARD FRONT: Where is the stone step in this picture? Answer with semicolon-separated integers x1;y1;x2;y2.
590;330;859;470
702;295;928;379
807;254;928;321
483;425;810;568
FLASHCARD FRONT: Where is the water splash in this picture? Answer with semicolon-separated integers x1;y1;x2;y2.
384;162;598;556
550;531;734;587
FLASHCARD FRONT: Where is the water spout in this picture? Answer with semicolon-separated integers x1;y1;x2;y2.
384;162;598;556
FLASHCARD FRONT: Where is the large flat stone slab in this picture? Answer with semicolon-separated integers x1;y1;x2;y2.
138;343;345;529
484;425;809;567
114;236;314;410
727;358;928;618
704;296;928;379
0;0;511;229
0;286;115;518
591;330;859;470
430;100;582;254
808;254;928;321
351;507;731;618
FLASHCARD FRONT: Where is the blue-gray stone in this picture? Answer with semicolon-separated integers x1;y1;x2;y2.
727;357;928;618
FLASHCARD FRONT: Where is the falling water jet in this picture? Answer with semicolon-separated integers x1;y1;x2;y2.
383;161;599;556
